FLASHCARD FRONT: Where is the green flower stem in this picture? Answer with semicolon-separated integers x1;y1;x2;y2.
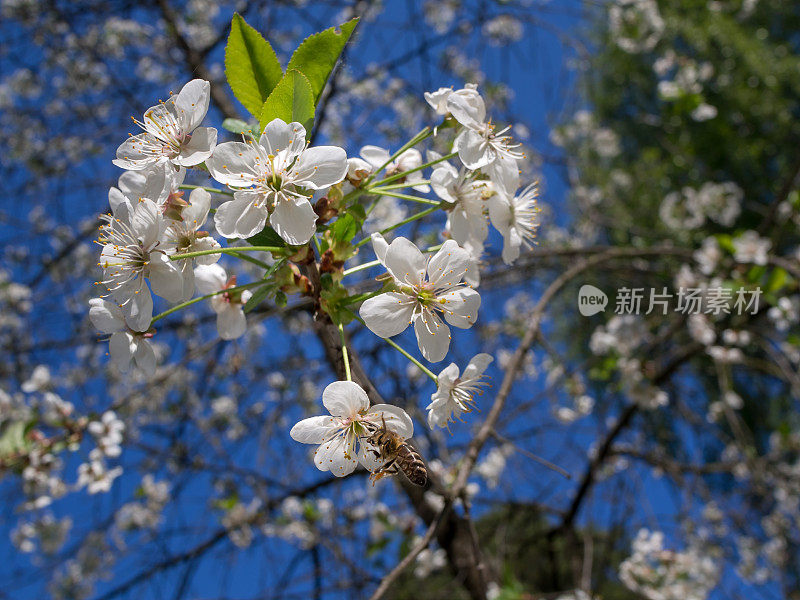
150;281;267;325
338;322;352;381
169;246;285;261
353;205;441;248
367;151;457;189
348;310;437;383
232;253;272;270
179;184;233;196
363;126;433;187
382;336;438;383
348;311;437;383
365;189;440;206
342;259;382;277
364;180;431;192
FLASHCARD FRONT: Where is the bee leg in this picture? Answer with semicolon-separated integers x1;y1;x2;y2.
370;458;398;484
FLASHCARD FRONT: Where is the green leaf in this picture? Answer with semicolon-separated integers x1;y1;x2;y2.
259;69;315;133
225;14;284;118
286;18;359;104
246;225;286;248
221;118;256;135
765;267;789;294
0;420;32;458
329;213;358;242
243;284;272;314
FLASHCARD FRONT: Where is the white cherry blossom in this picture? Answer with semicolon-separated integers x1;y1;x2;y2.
207;118;347;245
194;264;252;340
108;165;186;211
97;198;183;331
88;298;156;375
359;237;480;362
430;156;491;253
427;353;493;428
733;230;771;266
488;182;540;265
113;79;217;171
289;381;413;477
447;87;524;170
423;83;478;116
360;145;430;192
161;188;220;300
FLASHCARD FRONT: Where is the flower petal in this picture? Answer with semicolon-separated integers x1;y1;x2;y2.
292;146;348;189
446;90;486;128
183;188;211;227
427;239;470;290
175;126;217;167
113;133;160;170
454;128;492;170
216;305;247;340
367;404;414;439
290;416;338;444
270;195;317;245
148;253;184;303
360;145;390;169
260;119;305;156
206;142;260;188
88;298;125;334
313;434;358;477
462;353;493;381
414;309;450;362
360;293;415;338
194;263;226;295
109;332;134;373
384;237;426;286
174;79;211;132
441;287;480;329
122;280;153;332
214;193;268;239
322;380;369;418
132;338;156;375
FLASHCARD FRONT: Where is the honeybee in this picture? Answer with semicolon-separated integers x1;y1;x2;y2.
363;416;427;487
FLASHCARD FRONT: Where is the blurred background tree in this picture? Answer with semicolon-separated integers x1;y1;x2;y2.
1;1;799;599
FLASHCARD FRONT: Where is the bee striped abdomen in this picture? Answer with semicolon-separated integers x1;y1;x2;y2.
397;444;427;486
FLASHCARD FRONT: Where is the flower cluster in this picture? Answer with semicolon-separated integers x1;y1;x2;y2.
88;75;539;484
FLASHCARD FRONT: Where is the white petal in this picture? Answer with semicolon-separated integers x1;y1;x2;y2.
260;119;305;156
384;237;426;286
322;381;369;418
357;442;385;472
371;233;389;264
113;133;160;170
501;226;522;265
132;199;162;249
132;338;156;375
214;193;269;239
194;263;226;295
290;416;338;444
448;208;488;250
360;293;415;338
430;163;460;203
436;363;460;389
462;353;493;381
216;305;247;340
360;145;391;169
486;157;519;196
88;298;125;334
366;404;414;439
441;287;480;329
175;127;217;167
148;253;184;303
454;129;492;170
487;193;513;234
269;195;317;245
446;90;486;128
414;310;451;363
183;188;211;227
427;240;470;289
192;237;221;265
313;434;358;476
206;142;260;188
109;332;134;373
292;146;348;189
122;281;153;332
175;79;211;132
